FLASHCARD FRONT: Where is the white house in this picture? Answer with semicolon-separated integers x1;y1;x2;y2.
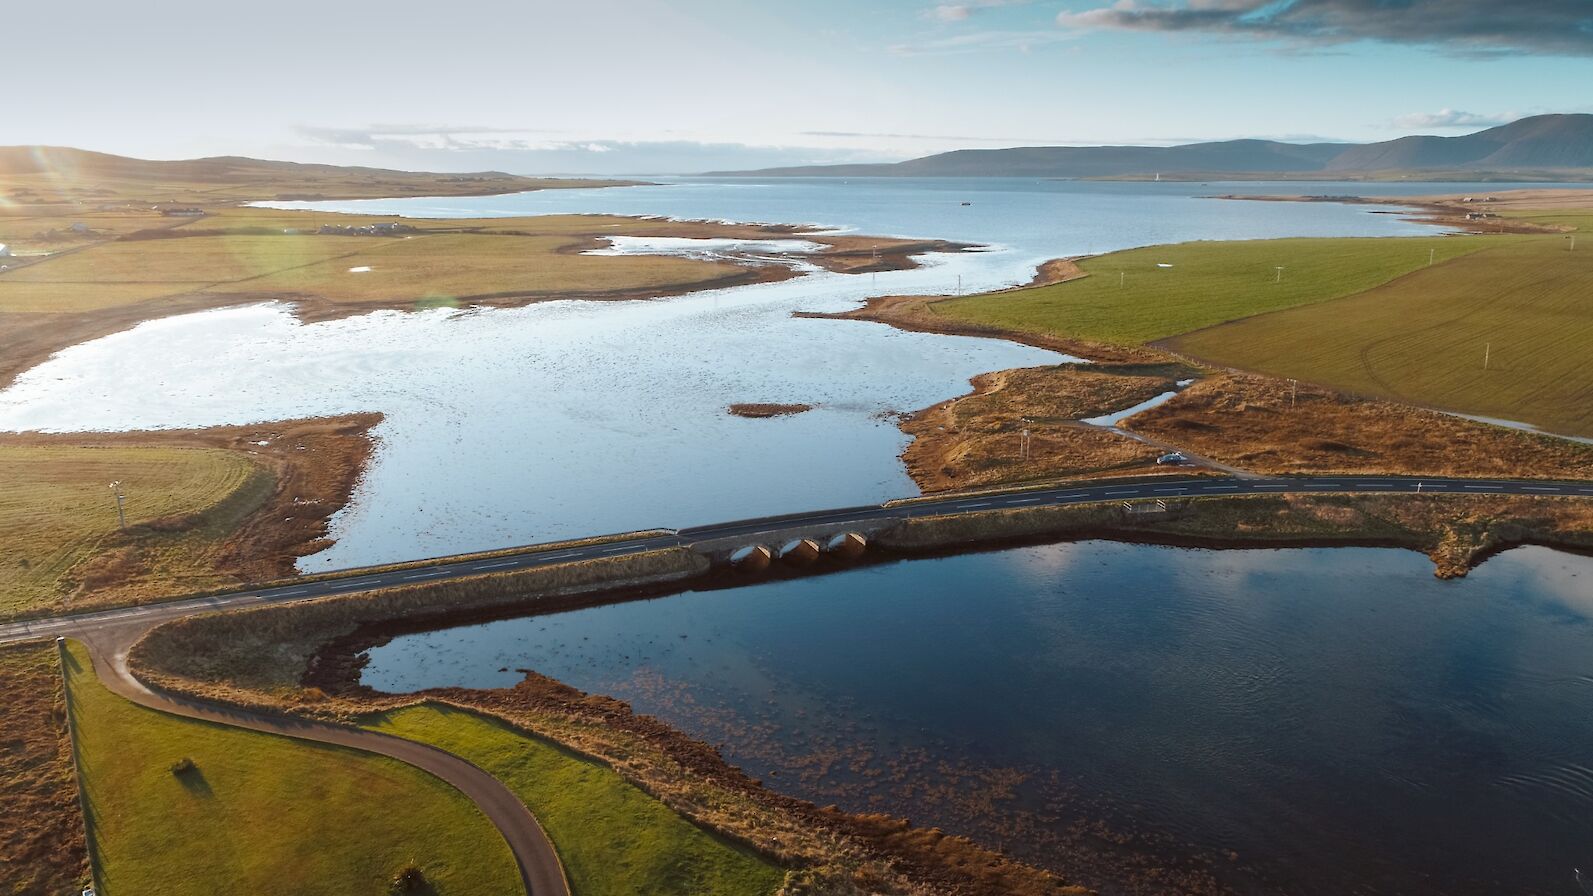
0;243;11;258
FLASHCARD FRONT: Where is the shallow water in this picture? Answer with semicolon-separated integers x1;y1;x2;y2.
363;542;1593;895
0;179;1492;569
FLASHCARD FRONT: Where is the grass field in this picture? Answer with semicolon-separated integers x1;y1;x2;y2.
365;704;785;896
0;222;746;315
0;645;87;896
62;642;523;896
230;232;730;303
932;235;1502;345
0;445;264;617
1169;235;1593;437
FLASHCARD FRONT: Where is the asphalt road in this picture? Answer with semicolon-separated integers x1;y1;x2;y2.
7;473;1592;648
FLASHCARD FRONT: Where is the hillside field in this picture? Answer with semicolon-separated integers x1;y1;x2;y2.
1169;233;1593;437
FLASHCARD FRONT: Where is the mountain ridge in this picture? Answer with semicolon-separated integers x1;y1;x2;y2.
707;115;1593;180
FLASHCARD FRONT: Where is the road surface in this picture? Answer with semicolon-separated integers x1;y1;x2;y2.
8;473;1592;648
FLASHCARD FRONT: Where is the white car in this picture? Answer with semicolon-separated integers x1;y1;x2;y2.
1156;452;1190;465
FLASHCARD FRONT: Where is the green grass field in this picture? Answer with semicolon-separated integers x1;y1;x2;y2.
231;232;730;303
1169;234;1593;437
0;226;740;313
365;704;785;896
62;642;523;896
0;445;264;617
933;235;1502;345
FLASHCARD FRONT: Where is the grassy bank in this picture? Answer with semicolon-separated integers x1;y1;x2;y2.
0;416;378;620
0;645;87;896
1168;233;1593;437
364;704;785;896
931;235;1499;346
876;492;1593;578
61;641;521;896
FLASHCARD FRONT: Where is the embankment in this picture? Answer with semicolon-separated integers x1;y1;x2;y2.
875;492;1593;579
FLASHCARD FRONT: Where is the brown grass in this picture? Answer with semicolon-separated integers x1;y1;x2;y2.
0;414;378;620
0;644;88;896
901;364;1189;490
1127;374;1593;479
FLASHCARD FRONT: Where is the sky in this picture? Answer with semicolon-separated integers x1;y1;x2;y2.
4;0;1592;174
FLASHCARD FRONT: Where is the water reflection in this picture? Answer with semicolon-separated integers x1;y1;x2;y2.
365;543;1593;895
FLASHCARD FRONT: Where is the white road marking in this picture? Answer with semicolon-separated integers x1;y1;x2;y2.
474;559;521;570
1155;487;1187;493
1523;486;1560;492
1252;484;1288;489
960;501;993;508
1009;496;1045;504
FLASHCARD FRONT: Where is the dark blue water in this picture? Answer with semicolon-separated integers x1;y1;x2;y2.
364;542;1593;895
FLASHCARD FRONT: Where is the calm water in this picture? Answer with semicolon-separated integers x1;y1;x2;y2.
365;543;1593;895
0;179;1509;571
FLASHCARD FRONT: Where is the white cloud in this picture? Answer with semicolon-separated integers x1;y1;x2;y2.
924;0;1029;22
1389;109;1515;130
890;28;1077;55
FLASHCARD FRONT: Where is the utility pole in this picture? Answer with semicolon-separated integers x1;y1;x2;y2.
1290;379;1298;408
1119;271;1125;288
1274;265;1285;283
1484;342;1491;370
108;481;127;531
1020;428;1031;461
956;274;962;296
1429;247;1436;266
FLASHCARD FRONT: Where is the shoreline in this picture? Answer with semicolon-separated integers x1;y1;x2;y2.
0;214;972;394
1208;191;1571;235
797;256;1171;366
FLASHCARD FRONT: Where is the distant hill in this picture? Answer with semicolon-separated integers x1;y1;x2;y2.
709;115;1593;181
0;147;635;203
0;146;526;183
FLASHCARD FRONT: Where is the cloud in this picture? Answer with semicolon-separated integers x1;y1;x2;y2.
288;126;909;175
924;0;1028;22
1056;0;1593;57
1390;109;1517;129
890;28;1078;55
